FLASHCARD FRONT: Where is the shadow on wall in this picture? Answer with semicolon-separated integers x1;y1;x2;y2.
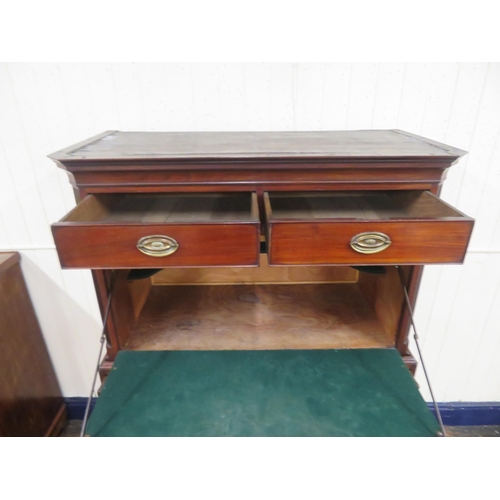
18;250;103;397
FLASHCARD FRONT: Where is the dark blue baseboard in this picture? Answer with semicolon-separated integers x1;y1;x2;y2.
65;397;97;420
65;398;500;426
428;402;500;426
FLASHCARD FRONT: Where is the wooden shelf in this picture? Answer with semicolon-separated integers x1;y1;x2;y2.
125;283;394;351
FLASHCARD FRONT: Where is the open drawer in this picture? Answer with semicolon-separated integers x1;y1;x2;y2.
52;193;260;269
264;191;474;266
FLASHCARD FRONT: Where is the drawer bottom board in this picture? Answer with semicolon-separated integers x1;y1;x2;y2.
86;349;440;437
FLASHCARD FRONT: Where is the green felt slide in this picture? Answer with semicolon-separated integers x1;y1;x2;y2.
86;349;440;437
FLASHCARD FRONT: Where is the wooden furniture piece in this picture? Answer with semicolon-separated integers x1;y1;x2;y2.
48;130;473;435
0;253;66;437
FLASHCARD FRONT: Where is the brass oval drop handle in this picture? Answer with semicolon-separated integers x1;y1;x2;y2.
350;232;391;254
137;235;179;257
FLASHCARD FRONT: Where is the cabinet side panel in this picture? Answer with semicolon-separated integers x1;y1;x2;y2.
357;267;403;346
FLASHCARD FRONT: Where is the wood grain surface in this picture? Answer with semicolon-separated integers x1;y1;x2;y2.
61;192;259;223
52;193;260;269
267;220;473;265
358;267;404;338
46;130;473;379
68;167;445;193
53;224;260;269
151;253;358;285
0;253;65;436
50;131;463;198
127;278;152;320
267;190;465;220
125;283;394;351
265;190;473;266
50;130;466;161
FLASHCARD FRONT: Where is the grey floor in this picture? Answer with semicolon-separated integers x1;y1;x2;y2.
59;420;500;437
444;425;500;437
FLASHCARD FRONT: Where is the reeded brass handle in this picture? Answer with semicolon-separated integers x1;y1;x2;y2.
137;235;179;257
350;232;391;254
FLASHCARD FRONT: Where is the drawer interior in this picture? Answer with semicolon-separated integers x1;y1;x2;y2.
52;192;261;269
266;190;467;221
264;190;474;266
60;192;259;224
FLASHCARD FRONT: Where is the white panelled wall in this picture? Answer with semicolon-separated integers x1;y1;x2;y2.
1;63;499;400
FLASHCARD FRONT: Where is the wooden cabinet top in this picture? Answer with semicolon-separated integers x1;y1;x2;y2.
49;129;466;164
48;130;467;193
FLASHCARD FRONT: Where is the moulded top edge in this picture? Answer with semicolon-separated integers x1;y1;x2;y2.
47;130;468;162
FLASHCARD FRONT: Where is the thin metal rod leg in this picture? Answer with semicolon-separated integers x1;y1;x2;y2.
397;266;446;437
80;271;117;437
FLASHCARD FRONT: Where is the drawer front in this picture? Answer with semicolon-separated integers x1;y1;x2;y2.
265;191;474;266
268;221;473;265
52;193;260;269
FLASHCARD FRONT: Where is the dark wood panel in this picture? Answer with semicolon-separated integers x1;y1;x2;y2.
0;253;65;437
110;271;136;349
49;130;466;161
396;265;423;354
53;224;260;269
85;182;438;194
266;189;474;266
67;166;447;191
403;354;418;375
268;220;474;265
91;270;119;359
52;193;260;269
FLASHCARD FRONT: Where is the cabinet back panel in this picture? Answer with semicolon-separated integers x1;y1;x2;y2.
151;254;358;285
125;283;394;351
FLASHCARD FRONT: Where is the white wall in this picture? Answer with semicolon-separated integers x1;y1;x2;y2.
1;62;499;400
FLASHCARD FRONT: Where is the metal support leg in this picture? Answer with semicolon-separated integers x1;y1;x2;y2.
80;271;117;437
397;266;446;437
